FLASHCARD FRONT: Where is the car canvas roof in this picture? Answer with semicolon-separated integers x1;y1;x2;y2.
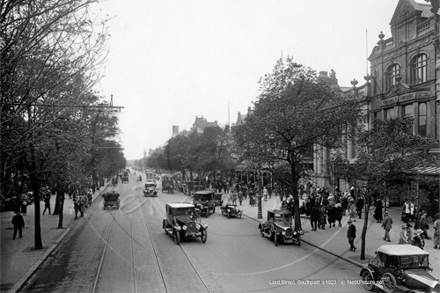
166;202;194;208
194;190;214;195
377;244;429;256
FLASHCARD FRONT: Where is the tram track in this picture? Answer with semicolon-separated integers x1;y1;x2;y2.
140;195;212;293
91;207;116;293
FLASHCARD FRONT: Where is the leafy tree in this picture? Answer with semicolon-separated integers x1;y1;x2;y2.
331;117;438;259
233;57;362;229
1;0;111;250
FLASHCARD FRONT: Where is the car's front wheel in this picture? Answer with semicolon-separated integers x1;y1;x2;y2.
201;229;207;243
361;271;375;291
382;273;397;293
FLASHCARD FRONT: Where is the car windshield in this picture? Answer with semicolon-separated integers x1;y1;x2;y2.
145;183;155;188
399;255;429;269
274;215;291;225
174;208;195;216
194;194;211;201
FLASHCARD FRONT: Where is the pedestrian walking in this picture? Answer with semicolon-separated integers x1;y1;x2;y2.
335;203;343;227
348;200;357;222
356;196;364;219
402;199;410;223
412;229;425;249
374;199;383;223
20;193;30;216
238;190;243;206
305;198;312;219
341;196;348;216
11;212;25;240
347;219;356;251
310;205;320;231
382;211;393;242
398;224;412;244
327;204;336;228
73;197;80;219
43;193;51;215
263;186;268;201
433;213;440;249
318;205;327;230
419;211;430;240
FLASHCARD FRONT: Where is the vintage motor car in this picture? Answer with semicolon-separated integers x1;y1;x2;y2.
193;190;216;217
162;203;208;245
102;192;120;210
258;210;303;246
220;204;243;219
121;175;129;183
360;244;439;293
143;182;157;197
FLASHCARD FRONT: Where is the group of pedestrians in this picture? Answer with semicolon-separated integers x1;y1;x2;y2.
73;192;92;219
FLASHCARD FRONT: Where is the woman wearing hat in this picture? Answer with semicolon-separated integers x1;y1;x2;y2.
434;213;440;249
398;223;412;244
412;229;425;249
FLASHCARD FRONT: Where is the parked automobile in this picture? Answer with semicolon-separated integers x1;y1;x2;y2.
193;190;216;217
220;204;242;219
258;210;303;246
102;192;120;210
162;203;208;245
121;175;129;183
143;182;157;197
360;244;439;293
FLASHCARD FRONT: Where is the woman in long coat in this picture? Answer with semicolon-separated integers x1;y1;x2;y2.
374;200;383;223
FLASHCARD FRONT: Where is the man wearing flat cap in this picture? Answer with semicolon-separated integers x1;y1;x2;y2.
347;219;356;252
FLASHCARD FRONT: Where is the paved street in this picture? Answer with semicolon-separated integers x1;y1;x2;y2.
1;171;439;293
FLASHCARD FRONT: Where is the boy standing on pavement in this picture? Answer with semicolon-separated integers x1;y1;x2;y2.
382;211;393;242
12;212;25;239
347;219;356;251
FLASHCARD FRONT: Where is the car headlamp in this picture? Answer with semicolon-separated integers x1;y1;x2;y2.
182;225;187;230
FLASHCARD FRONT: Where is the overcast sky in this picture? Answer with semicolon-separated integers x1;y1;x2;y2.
94;0;407;160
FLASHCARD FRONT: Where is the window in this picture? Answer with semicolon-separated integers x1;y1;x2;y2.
418;103;427;136
402;104;413;118
385;108;395;120
402;104;413;134
410;54;428;84
385;64;400;91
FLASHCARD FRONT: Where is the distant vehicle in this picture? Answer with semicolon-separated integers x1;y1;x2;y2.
143;182;157;197
259;210;303;246
360;244;439;293
121;176;129;183
192;190;216;217
213;192;223;207
220;204;242;219
162;203;208;245
102;192;120;210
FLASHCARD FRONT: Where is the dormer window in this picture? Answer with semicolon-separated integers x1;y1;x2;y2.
385;63;400;91
410;54;428;84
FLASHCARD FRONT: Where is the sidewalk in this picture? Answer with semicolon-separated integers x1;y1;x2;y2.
0;184;109;293
235;194;440;271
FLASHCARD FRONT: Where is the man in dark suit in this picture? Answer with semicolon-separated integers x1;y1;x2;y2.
347;219;356;251
12;212;25;239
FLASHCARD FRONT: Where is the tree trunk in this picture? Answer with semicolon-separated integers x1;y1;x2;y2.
32;183;43;250
53;191;61;215
57;189;64;229
360;200;370;260
290;163;301;230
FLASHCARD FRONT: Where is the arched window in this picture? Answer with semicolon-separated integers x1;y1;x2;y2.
418;103;427;136
385;64;400;91
410;54;428;84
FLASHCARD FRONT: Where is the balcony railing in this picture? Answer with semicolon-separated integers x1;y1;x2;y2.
417;22;430;36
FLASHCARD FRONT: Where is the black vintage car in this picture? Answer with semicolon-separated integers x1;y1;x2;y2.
213;192;223;207
193;190;216;217
259;210;303;246
220;204;242;219
360;245;439;293
162;203;208;245
102;192;120;210
121;175;129;183
143;182;157;197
